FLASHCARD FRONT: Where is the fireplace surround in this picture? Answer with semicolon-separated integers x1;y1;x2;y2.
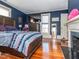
67;15;79;59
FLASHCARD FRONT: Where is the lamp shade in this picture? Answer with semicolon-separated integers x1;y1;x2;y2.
19;24;22;28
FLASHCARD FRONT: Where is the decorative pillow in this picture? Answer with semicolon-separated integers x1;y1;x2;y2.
23;24;29;31
5;26;17;31
0;25;5;31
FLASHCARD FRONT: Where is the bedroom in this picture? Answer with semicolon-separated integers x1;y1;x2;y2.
0;0;79;59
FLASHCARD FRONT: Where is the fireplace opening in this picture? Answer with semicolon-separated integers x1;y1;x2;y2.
71;32;79;59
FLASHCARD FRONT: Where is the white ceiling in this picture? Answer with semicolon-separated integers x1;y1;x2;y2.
2;0;68;14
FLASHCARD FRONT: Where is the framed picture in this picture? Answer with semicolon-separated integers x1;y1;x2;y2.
18;17;22;24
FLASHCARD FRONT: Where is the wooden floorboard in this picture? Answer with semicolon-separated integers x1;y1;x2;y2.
30;38;65;59
0;53;23;59
0;38;65;59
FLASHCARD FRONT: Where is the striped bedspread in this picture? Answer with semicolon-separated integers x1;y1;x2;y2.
9;31;42;56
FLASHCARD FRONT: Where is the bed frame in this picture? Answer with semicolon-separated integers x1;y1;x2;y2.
26;36;42;59
0;15;42;59
0;36;42;59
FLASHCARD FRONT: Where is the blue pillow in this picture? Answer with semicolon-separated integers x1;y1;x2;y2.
5;26;17;31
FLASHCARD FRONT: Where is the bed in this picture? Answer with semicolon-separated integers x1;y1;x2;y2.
0;16;42;59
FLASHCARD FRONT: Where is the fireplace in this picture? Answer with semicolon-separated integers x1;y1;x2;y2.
71;32;79;59
67;14;79;59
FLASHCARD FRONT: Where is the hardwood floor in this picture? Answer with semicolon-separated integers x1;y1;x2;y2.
0;53;23;59
30;39;65;59
0;38;65;59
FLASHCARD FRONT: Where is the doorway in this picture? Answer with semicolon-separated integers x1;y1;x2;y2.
51;24;57;39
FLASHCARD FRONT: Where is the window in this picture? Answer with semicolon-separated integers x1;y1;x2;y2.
41;24;49;33
42;15;49;23
41;14;50;33
0;4;11;17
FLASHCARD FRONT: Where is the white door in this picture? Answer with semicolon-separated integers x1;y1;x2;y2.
61;13;68;39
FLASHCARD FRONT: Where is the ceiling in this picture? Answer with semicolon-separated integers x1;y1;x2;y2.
2;0;68;14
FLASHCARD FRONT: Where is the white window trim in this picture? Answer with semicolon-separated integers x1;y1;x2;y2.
0;4;11;17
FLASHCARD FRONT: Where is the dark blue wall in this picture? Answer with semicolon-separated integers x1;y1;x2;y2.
51;10;68;35
0;1;29;29
69;0;79;12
